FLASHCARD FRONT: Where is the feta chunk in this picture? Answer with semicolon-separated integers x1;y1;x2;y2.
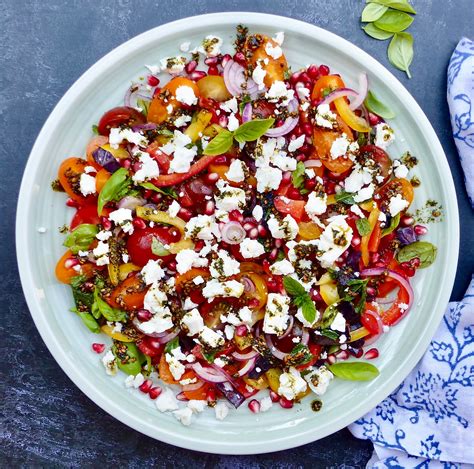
160;56;187;74
374;123;395;150
265;80;295;105
315;104;337;129
167;200;181;218
288;134;306;153
199;326;225;348
155;388;179;412
252;205;263;222
172;407;193;426
255;166;283;192
227;113;240;132
330;312;346;332
175;248;208;274
252;63;267;90
140;259;165;285
278;367;307;400
214;179;246;211
188;400;206;413
161;130;197;174
265;41;283;59
198;35;223;57
393;159;409;179
388;194;409;217
109;127;148;149
209;250;240;278
79;173;96;196
305;366;334;395
239;239;265;259
175;85;198;106
109;208;134;235
220;97;238;114
330;133;359;160
181;308;204;336
270;259;295;275
102;350;117;376
267;214;299;240
316;215;353;267
225;159;247;183
305;191;328;219
132;151;160;182
165;347;186;380
185;214;220;241
260;396;273;412
263;293;291;335
202;279;244;299
214;401;229;420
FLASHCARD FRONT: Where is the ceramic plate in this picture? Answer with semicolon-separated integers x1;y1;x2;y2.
16;12;459;454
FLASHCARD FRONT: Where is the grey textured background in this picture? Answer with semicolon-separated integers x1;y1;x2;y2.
1;0;473;467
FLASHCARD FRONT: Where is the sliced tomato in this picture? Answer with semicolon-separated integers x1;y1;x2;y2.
197;75;231;102
58;157;93;203
183;382;211;400
70;203;108;229
237;271;268;310
95;168;111;193
296;343;323;370
158;352;178;384
146;141;171;173
108;274;147;310
368;221;382;253
361;303;381;334
175;268;210;291
379;284;411;326
55;250;94;284
274;196;306;221
136;337;163;358
97;106;146;135
376;178;415;210
360;145;392;184
311;75;345;101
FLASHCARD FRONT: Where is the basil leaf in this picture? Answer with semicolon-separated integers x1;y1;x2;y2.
202;350;216;364
397;241;437;268
63;224;99;254
368;0;416;15
361;3;388;22
203;130;234;156
164;337;180;354
151;237;170;256
92;286;126;321
140;182;178;199
364;90;396;119
356;218;372;237
97;168;130;215
233;118;275;143
381;213;400;236
71;278;94;310
77;311;100;333
291;162;306;190
363;23;394;40
388;32;414;78
113;342;143;376
301;297;317;324
92;124;99;135
374;10;414;33
283;276;306;297
328;361;380;381
319;303;339;329
320;329;339;341
335;191;356;205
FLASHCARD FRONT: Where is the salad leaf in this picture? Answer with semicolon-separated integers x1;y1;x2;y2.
335;191;356;205
320;329;340;341
77;311;101;333
203;130;234;156
151;237;170;256
381;213;400;236
283;276;306;296
164;337;180;354
397;241;437;268
97;168;130;215
283;276;316;324
364;90;396;119
71;278;94;310
202;350;217;364
341;278;369;314
363;23;394;40
291;162;306;190
92;285;126;321
368;0;416;15
113;342;143;375
356;218;372;237
388;32;414;78
374;10;414;33
63;224;98;254
140;182;178;199
328;361;380;381
361;3;388;22
286;344;313;366
319;303;339;329
91;124;99;135
233;118;275;143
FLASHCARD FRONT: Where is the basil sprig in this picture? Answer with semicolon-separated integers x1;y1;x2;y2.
356;218;372;237
328;361;380;381
397;241;437;268
374;9;413;32
63;224;98;254
388;32;414;79
203;118;275;156
97;168;131;215
283;276;317;324
364;90;395;119
291;162;306;190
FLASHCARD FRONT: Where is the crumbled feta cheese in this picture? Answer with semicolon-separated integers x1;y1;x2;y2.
252;63;267;90
172;407;193;426
37;226;47;233
295;82;310;101
175;85;198;106
202;279;244;299
145;64;160;75
260;396;273;412
185;214;220;240
102;351;117;376
267;214;299;240
161;130;197;174
109;208;134;234
305;192;328;219
374;123;395;150
155;388;179;412
141;285;173;333
378;211;387;223
175;248;208;274
304;366;333;395
210;250;240;278
124;373;145;388
132;151;160;182
255;166;283;192
199;326;225;348
265;41;282;59
330;133;359;160
225;159;247;183
109;127;148;149
167;200;181;218
96;230;112;242
263;293;291;335
288;134;306;153
140;260;165;285
274;31;285;45
354;183;375;203
198;35;223;57
350;204;365;218
160;56;187;74
315;104;337;129
316;215;353;267
214;401;229;420
227;113;240;132
181;308;204;336
93;240;109;265
270;259;295;275
393;159;409;179
193;276;204;285
188;400;206;413
79;173;96;196
179;41;191;52
278;367;307;400
220;97;238;114
388;194;409;217
239;239;265;259
214;179;246;211
330;312;346;332
252;205;263;222
183;297;198;311
166;348;186;380
224;324;235;339
265;80;295;105
174;114;192;127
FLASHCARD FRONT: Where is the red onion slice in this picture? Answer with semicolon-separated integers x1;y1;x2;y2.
304;159;323;169
191;362;228;383
237;357;257;377
349;72;368;111
279;315;295;339
241;102;253;123
124;84;154;108
264;98;299;137
221;221;246;245
182;380;205;392
210;364;239;388
232;350;259;361
117;195;146;210
223;60;259;98
241;276;256;294
265;334;288;360
317;88;358;107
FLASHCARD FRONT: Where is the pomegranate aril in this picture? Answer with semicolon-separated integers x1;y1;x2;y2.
185;60;197;73
132;218;146;230
176;391;189;401
326;354;336;365
167;261;177;272
92;343;105;354
414;224;428;236
137;309;152;322
194;240;205;251
302;123;313;136
204;201;215;215
307;64;320;79
410;257;421;268
318;64;330;76
336;350;349;360
269;391;280;403
290;72;302;85
274;239;283;248
218;115;228;127
229;210;244;223
190;70;206;81
304;179;316;190
310;289;322;302
268;248;278;260
101;217;112;230
249;228;259;239
279;397;294;409
139;379;153;393
177;208;192;222
243;222;255;231
148;386;162;400
248;298;260;309
204;56;219;66
121;158;131;169
368;113;380;125
66;198;79;208
64;258;79;269
208;65;219;76
233;52;246;65
365;348;379;360
235;325;248;337
214;155;227;164
147;75;160;86
366;286;376;297
351;236;361;247
287;187;301;199
350;348;364;358
248;399;261;413
221;54;232;67
257;225;267;237
401;215;414;226
205;172;219;184
206;388;216;402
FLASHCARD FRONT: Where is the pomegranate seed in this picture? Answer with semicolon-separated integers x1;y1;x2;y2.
205;172;219;184
243;222;255;231
279;397;294;409
148;386;162;400
311;98;320;108
298;72;310;84
233;52;246;65
268;248;278;260
221;54;232;67
204;56;219;66
307;64;320;79
194;240;205;251
366;286;376;296
336;350;349;360
401;215;414;226
249;228;259;239
64;258;79;269
326;354;337;365
310;289;322;302
121;158;131;169
139;379;153;393
318;64;330;76
351;236;361;247
365;348;379;360
178;208;192;221
185;60;197;73
414;224;428;236
293;125;303;137
143;189;153;199
235;325;247;337
101;217;112;230
204;201;215;215
176;391;189;401
304;179;316;190
206;388;216;402
287;187;301;199
368;113;380;126
274;239;283;248
371;252;380;263
132;218;146;230
190;70;206;80
290;71;302;85
302;122;313;136
257;225;267;237
282;172;292;183
147;75;160;86
167;261;177;272
248;298;260;308
92;343;105;354
218;115;228;127
66;198;79;208
269;391;280;403
229;210;244;223
350;348;364;358
410;257;421;268
214;155;227;164
137;309;152;322
248;399;261;413
262;259;272;275
150;192;162;203
208;65;219;76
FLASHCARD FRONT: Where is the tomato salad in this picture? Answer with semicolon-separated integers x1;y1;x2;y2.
54;26;437;425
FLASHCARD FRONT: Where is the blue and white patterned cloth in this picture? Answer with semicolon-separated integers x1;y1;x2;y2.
447;37;474;207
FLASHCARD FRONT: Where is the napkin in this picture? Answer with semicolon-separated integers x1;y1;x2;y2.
348;277;474;467
447;37;474;207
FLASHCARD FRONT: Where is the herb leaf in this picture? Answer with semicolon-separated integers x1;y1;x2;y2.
291;162;306;190
92;283;126;321
283;276;306;296
233;118;275;143
97;168;130;215
321;329;340;341
77;311;101;333
283;276;316;324
397;241;437;268
203;130;234;155
319;303;339;329
328;361;380;381
356;218;372;237
335;191;356;205
92;124;99;135
381;213;400;236
361;3;388;22
164;336;180;354
364;90;396;119
140;182;178;199
363;23;394;40
388;32;414;78
301;298;317;325
151;237;170;256
368;0;416;15
64;224;98;254
286;344;313;366
374;10;414;33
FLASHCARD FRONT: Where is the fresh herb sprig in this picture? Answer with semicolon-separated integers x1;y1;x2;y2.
283;276;317;324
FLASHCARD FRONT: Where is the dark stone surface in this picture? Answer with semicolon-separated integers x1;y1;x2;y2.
1;0;472;466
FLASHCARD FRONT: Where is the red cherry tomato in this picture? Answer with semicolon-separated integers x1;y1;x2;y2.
126;226;180;267
274;196;306;221
359;145;392;184
252;100;275;119
361;311;381;335
70;204;109;229
97;106;146;136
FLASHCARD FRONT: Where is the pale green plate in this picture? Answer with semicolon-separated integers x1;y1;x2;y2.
16;12;459;454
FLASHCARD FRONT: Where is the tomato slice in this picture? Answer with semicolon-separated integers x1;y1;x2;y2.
58;157;93;203
197;75;232;102
311;75;345;101
274;196;306;221
97;106;146;136
55;250;94;284
361;304;381;334
379;285;411;326
70;203;107;229
359;145;392;184
108;274;147;310
175;268;210;291
376;178;415;211
368;221;382;253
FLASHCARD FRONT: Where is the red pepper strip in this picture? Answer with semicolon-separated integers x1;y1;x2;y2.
150;154;219;187
146;142;171;173
368;221;382;252
379;286;411;326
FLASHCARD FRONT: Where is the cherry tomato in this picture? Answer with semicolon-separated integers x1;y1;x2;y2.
146;141;171;173
274;196;306;221
237;271;268;310
376;178;415;210
70;203;108;229
175;268;209;291
58;157;93;203
183;383;211;401
252;100;276;119
379;285;411;326
127;226;179;267
296;343;323;370
136;337;162;357
55;250;94;284
197;75;232;102
361;304;381;335
311;75;345;101
108;274;147;310
97;106;146;136
158;353;178;384
360;145;392;184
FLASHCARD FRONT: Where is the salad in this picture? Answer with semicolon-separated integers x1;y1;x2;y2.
53;26;438;425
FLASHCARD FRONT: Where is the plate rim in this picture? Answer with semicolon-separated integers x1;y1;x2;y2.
16;11;460;454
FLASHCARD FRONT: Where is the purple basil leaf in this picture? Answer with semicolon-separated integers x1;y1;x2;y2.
92;147;121;173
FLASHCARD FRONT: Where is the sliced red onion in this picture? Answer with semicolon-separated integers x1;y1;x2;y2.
210;363;239;388
176;391;189;401
265;334;288;360
182;381;204;392
117;195;146;210
131;123;158;132
304;159;323;169
301;328;310;346
237;357;257;377
232;350;259;361
191;362;228;383
318;88;358;107
223;60;259;98
124;84;154;109
349;72;368;111
279;315;294;339
221;221;246;245
241;276;256;294
241;102;253;123
92;147;121;173
264;99;299;137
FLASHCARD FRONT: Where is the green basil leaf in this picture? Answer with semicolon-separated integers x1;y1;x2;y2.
356;218;372;237
301;297;317;324
92;286;127;321
328;361;380;381
92;124;99;135
140;182;178;199
291;161;306;190
374;10;414;33
71;277;94;310
63;224;99;254
233;118;275;143
397;241;437;268
151;237;170;256
319;303;339;329
320;329;340;341
361;3;388;22
335;191;356;205
381;213;400;236
238;94;252;115
202;349;217;364
77;311;100;333
97;168;130;215
113;342;143;376
164;337;180;354
203;130;234;155
388;32;414;78
136;98;150;116
368;0;416;14
283;276;307;297
364;90;396;119
363;23;394;40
